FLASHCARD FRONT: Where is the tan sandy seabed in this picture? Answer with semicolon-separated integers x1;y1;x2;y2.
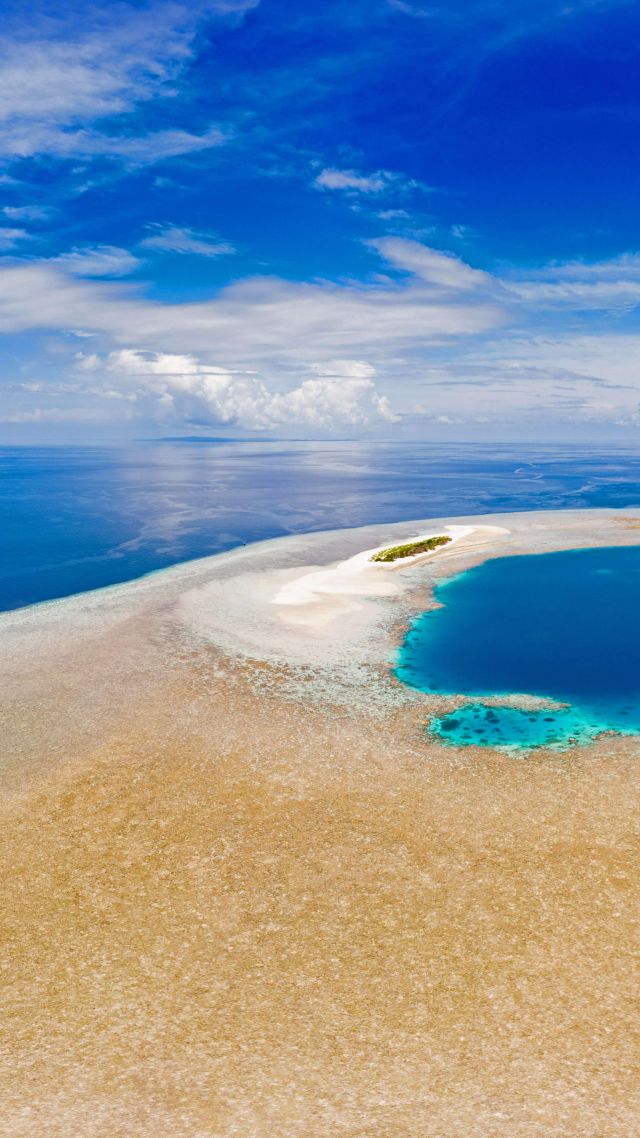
1;509;639;1137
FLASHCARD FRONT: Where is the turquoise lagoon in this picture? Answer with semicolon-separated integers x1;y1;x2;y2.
395;545;640;750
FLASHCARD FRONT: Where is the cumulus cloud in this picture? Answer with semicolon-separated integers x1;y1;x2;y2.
140;224;235;257
30;238;640;435
309;359;377;379
0;235;509;430
80;349;397;430
11;237;640;435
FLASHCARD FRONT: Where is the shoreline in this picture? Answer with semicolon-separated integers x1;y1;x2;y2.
5;505;640;780
2;507;640;1136
267;523;484;628
5;504;640;663
0;502;634;622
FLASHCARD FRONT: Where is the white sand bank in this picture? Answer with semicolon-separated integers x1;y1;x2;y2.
4;507;640;677
269;524;481;629
177;521;508;661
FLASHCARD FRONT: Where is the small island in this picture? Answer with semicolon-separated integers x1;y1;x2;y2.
370;535;452;563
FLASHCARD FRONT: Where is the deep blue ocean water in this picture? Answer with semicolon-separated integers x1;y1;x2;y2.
4;441;640;614
395;546;640;749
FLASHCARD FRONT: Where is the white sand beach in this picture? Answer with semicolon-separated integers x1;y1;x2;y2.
268;524;485;627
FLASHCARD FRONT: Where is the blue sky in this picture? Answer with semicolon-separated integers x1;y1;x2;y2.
3;0;640;441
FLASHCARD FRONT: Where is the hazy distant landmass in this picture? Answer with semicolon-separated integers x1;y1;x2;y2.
153;435;271;443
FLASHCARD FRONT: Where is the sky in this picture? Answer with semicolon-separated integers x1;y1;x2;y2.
3;0;640;442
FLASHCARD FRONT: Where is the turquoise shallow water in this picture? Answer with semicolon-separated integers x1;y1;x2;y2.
395;545;640;750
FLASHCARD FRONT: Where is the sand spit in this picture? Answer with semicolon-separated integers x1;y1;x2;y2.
1;508;640;1137
268;524;481;629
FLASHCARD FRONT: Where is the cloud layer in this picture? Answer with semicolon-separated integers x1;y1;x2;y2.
4;0;640;439
75;350;396;430
7;231;640;434
0;2;251;165
140;225;235;257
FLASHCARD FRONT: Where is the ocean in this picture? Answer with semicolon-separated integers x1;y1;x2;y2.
396;545;640;749
4;440;640;614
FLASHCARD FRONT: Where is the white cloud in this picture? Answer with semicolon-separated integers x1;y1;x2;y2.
369;237;492;290
490;332;640;391
310;359;378;379
2;123;226;166
0;3;241;166
403;328;640;431
314;168;398;194
504;252;640;310
0;242;503;359
507;280;640;309
12;239;640;436
267;376;397;427
0;227;29;250
140;224;235;257
82;349;398;430
53;245;140;277
0;406;125;424
77;126;226;166
2;205;52;222
537;253;640;280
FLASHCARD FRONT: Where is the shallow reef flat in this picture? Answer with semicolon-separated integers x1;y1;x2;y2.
1;508;639;1137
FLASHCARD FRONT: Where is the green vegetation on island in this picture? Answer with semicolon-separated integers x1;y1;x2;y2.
370;535;452;563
